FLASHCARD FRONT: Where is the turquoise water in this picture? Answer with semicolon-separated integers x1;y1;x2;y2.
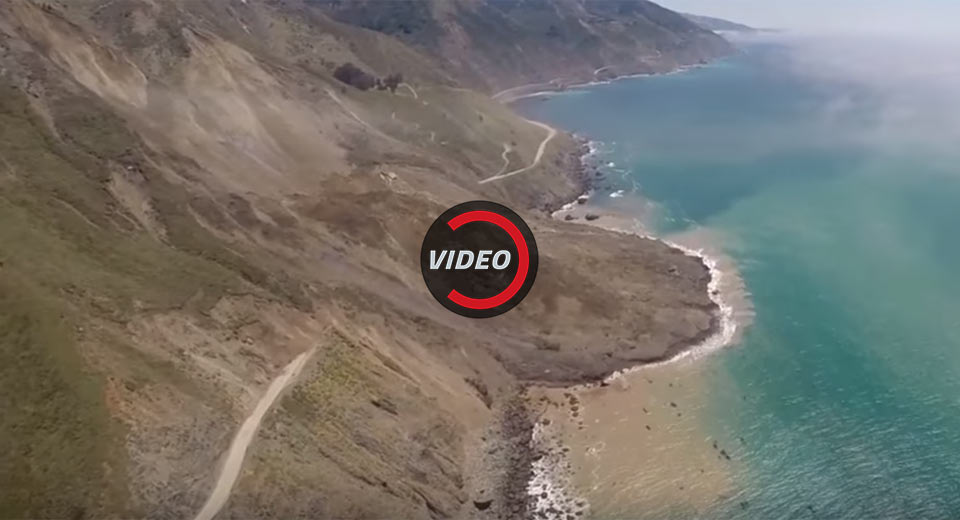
518;41;960;519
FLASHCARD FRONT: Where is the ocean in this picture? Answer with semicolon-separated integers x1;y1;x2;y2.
517;37;960;519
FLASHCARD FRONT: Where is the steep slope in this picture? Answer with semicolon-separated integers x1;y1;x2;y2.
0;1;719;518
313;0;733;91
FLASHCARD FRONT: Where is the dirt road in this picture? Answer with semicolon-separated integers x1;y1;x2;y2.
479;119;556;184
193;350;314;520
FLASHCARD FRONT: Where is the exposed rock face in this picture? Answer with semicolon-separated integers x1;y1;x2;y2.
0;1;720;518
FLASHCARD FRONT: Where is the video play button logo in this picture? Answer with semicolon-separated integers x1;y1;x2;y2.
420;201;539;318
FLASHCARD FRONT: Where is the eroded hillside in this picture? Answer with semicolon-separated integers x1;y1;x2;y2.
0;1;722;518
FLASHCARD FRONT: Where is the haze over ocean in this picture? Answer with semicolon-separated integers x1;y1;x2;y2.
517;37;960;519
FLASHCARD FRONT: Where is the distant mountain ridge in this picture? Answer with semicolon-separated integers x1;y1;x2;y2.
683;12;757;33
313;0;734;91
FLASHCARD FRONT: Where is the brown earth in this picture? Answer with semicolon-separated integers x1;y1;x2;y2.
0;1;724;518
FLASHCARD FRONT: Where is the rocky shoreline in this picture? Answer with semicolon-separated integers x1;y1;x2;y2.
487;268;726;519
519;244;728;520
537;139;598;215
475;142;730;520
524;223;737;519
490;57;755;510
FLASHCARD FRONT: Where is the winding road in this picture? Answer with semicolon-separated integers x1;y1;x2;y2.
479;119;557;184
193;349;314;520
494;143;512;176
398;82;419;99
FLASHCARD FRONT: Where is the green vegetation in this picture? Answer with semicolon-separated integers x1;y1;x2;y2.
334;63;404;95
283;334;375;425
0;84;243;315
0;277;125;518
334;62;378;91
381;73;403;93
0;76;306;514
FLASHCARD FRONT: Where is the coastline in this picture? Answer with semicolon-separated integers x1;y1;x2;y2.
468;128;734;520
552;191;740;373
496;73;743;518
523;199;740;520
493;64;710;104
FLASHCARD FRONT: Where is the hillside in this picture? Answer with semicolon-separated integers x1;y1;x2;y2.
314;0;733;91
0;1;724;518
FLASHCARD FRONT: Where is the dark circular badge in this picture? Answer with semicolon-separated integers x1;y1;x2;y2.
420;201;539;318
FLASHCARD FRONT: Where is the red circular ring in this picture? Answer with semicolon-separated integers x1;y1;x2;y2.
445;210;530;310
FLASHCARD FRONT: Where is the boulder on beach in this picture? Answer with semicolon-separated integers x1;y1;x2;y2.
585;214;600;221
474;499;493;511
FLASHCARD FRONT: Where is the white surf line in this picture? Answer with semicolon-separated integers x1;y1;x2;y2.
193;349;314;520
526;236;739;520
527;422;588;520
479;120;556;184
587;224;739;375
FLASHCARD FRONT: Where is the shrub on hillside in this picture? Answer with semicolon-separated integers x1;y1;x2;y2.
382;73;403;93
333;62;377;91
